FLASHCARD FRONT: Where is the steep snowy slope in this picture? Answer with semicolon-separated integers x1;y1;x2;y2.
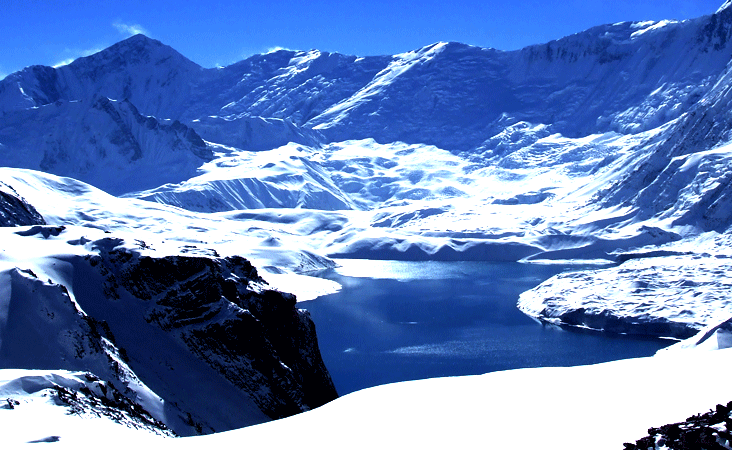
0;35;202;119
192;49;391;125
308;11;732;149
0;261;172;436
599;55;732;230
0;97;212;194
132;143;357;212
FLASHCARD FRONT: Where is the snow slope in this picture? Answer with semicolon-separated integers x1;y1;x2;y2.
5;338;731;449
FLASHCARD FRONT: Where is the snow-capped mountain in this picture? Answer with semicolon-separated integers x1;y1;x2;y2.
0;35;202;118
4;2;732;447
3;5;732;161
2;5;732;333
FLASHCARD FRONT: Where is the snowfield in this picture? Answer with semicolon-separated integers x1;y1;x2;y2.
4;337;732;449
18;124;721;339
519;237;732;338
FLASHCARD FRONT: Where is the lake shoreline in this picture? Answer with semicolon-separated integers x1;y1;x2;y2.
306;259;670;395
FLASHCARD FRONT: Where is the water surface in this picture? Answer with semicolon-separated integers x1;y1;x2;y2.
307;259;670;395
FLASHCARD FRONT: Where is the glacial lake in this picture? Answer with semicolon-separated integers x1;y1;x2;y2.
307;259;671;395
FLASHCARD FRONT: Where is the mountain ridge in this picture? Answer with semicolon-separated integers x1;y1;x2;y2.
0;6;730;172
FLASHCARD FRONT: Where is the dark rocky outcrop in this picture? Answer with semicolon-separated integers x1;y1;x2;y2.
0;182;45;226
1;225;337;435
624;401;732;450
84;238;337;429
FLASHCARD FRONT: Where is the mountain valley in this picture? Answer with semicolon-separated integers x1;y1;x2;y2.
3;2;732;448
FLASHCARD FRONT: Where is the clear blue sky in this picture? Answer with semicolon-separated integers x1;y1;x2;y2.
0;0;725;78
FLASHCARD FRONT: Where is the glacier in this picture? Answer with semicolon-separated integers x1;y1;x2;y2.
2;1;732;448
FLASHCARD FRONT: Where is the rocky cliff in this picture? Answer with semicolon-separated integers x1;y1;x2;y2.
0;181;45;226
0;225;337;435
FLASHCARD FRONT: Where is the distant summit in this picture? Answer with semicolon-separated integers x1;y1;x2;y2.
74;33;200;71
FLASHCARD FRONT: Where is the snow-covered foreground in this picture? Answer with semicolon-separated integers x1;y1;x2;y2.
5;335;731;449
1;370;173;446
208;349;732;450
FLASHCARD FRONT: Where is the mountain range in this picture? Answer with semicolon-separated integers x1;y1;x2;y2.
3;1;732;447
3;4;732;189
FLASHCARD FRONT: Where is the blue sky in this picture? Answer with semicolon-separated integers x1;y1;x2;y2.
0;0;725;78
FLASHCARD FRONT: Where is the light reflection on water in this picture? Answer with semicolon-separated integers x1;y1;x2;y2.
307;259;670;395
332;258;554;283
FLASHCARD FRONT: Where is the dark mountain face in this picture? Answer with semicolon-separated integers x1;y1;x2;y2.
83;242;338;429
0;182;45;226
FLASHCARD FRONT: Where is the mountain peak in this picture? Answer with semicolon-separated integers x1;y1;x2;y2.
73;34;200;71
98;33;161;55
718;0;732;13
112;33;160;51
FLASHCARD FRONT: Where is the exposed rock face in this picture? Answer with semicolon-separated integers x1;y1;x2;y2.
0;182;45;226
82;237;337;430
624;401;732;450
0;225;337;435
